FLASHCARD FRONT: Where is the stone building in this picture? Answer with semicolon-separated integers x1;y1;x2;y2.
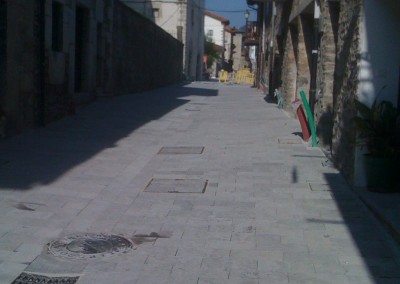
204;10;229;76
0;0;183;137
251;0;400;186
225;27;246;72
121;0;205;81
204;10;229;48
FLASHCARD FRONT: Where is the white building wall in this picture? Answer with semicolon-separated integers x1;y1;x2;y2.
154;2;181;38
354;0;400;187
204;16;224;46
185;0;204;80
358;0;400;106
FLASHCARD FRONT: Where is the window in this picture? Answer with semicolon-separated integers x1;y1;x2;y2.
206;29;213;38
152;8;160;18
52;2;63;51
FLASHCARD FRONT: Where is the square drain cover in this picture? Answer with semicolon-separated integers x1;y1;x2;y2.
145;178;208;193
158;146;204;154
12;272;79;284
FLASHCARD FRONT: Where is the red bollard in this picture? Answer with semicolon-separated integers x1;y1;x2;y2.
291;99;311;142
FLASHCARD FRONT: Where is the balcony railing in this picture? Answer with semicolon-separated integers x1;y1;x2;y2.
243;21;259;46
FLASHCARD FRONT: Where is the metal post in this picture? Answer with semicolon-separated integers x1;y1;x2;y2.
268;2;276;98
309;0;320;116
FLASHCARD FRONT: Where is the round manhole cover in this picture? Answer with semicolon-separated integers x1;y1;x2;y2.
47;233;134;260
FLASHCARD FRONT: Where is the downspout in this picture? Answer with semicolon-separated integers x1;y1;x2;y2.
309;0;320;116
260;3;266;84
256;3;263;88
38;0;46;126
268;2;276;99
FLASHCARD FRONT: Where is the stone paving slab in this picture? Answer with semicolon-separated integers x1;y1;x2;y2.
0;82;399;283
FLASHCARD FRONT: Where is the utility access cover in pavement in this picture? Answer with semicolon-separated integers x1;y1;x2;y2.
145;178;208;193
12;272;79;284
158;146;204;154
47;233;134;260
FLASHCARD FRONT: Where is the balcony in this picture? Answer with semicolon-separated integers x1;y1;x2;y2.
243;21;260;46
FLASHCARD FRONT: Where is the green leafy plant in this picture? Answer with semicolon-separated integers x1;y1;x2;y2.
353;98;400;158
204;37;221;69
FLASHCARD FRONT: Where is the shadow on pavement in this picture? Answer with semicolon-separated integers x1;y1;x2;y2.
320;172;400;283
0;84;218;190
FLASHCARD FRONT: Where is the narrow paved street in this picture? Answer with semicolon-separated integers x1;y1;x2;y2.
0;82;399;283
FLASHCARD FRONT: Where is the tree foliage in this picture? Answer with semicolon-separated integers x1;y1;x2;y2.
204;37;220;69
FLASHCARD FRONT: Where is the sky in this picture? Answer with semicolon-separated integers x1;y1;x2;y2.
205;0;257;29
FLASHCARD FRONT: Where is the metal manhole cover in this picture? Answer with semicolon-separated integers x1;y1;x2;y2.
12;272;79;284
158;146;204;154
47;233;134;260
145;178;208;193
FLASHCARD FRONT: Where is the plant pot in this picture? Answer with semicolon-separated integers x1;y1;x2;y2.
363;155;399;193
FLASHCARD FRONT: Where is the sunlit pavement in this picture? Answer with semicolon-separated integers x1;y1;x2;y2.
1;82;399;284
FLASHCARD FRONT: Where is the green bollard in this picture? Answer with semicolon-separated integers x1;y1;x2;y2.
300;90;317;147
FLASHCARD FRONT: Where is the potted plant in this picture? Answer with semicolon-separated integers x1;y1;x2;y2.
353;95;400;192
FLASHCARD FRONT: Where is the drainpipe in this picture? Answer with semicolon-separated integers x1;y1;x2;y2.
38;0;46;126
268;2;276;99
255;3;263;88
309;0;320;116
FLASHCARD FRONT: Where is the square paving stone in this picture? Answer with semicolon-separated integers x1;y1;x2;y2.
158;146;204;155
145;179;208;193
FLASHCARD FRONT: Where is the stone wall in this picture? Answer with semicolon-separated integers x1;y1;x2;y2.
279;6;312;115
0;0;6;100
295;16;312;99
4;0;41;134
281;25;297;110
314;0;339;148
108;2;183;95
1;0;183;137
331;0;362;184
273;0;363;184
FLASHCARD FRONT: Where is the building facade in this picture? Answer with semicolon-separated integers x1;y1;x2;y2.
204;10;229;76
0;0;183;137
224;26;244;72
121;0;205;81
204;10;229;48
249;0;400;186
